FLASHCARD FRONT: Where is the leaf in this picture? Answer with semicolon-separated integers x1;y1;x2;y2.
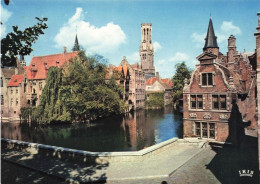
4;0;9;5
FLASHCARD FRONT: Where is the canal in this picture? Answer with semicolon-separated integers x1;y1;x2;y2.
1;106;183;152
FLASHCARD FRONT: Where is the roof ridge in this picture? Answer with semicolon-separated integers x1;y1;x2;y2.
32;51;78;58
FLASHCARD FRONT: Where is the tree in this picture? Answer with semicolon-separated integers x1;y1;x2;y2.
1;17;48;67
172;62;192;106
35;51;125;124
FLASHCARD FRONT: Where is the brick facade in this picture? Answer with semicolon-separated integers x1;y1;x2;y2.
108;57;146;110
183;17;257;145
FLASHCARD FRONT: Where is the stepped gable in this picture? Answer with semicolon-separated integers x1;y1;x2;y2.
25;51;78;80
8;74;24;87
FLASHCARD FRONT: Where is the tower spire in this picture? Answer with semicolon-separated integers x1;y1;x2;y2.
72;34;80;51
203;17;218;51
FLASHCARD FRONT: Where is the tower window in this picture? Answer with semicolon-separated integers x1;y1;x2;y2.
201;73;213;86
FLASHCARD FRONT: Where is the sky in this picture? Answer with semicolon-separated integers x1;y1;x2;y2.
1;0;259;78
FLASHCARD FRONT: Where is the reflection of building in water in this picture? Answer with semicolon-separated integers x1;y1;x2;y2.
1;122;22;140
122;110;155;150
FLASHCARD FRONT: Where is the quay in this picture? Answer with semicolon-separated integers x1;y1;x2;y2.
2;138;207;183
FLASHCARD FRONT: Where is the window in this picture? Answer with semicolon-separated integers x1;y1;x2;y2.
1;95;4;105
1;77;3;87
16;98;18;106
202;73;213;86
16;89;18;94
212;95;226;110
11;89;13;94
11;98;13;106
190;95;203;109
195;122;215;139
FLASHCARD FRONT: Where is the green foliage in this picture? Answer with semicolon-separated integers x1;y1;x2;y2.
20;107;37;122
1;17;48;67
172;62;192;105
146;92;164;109
172;62;192;93
34;51;125;124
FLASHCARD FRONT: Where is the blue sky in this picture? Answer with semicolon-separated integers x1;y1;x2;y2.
1;0;259;78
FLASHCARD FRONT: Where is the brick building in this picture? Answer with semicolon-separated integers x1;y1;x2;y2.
183;17;256;145
146;72;173;106
108;56;146;110
1;59;25;120
24;48;78;107
140;23;155;79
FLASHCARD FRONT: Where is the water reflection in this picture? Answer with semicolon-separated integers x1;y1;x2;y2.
1;106;183;152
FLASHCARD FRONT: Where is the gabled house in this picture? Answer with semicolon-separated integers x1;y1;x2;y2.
146;72;173;106
24;49;78;106
183;17;256;145
108;57;146;110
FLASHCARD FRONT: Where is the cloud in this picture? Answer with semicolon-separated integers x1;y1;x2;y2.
221;21;241;35
153;41;162;52
169;52;189;62
0;4;12;38
191;20;241;49
54;7;126;55
126;51;139;63
157;59;165;64
191;32;205;44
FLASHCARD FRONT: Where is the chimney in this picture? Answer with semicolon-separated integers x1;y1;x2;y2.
63;46;67;54
156;72;159;80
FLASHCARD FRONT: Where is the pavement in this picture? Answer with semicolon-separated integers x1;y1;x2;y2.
2;140;205;183
2;136;259;184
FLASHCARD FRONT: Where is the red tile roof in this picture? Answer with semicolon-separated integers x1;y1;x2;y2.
146;77;157;85
146;77;173;87
25;51;78;80
8;74;24;87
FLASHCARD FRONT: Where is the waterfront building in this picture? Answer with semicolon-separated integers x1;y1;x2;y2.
146;72;173;106
24;48;78;107
183;17;257;145
140;23;155;79
108;57;146;110
1;59;25;120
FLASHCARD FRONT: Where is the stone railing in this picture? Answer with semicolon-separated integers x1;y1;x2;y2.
2;137;179;164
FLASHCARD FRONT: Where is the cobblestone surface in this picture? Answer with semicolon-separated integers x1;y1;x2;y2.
1;160;66;184
2;136;258;184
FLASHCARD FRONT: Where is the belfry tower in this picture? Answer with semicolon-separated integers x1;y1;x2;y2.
139;23;155;78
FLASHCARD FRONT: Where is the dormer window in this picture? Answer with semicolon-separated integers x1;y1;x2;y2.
56;61;60;65
32;63;35;67
202;73;213;86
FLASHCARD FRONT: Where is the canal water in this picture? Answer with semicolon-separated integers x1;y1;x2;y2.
1;106;183;152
